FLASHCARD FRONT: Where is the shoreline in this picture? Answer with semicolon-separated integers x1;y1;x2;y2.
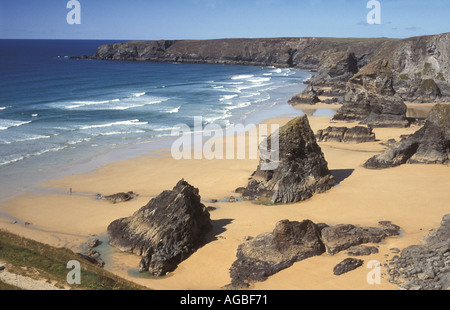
0;101;449;290
0;69;309;204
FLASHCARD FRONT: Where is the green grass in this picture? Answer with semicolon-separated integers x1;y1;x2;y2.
0;229;147;290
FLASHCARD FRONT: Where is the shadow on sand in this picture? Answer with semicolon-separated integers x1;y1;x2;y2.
205;218;234;244
330;169;355;185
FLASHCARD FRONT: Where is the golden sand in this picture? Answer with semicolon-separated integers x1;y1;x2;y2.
0;103;449;290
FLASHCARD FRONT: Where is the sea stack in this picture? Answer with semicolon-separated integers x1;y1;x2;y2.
364;103;450;169
241;115;335;204
333;59;409;128
107;179;212;276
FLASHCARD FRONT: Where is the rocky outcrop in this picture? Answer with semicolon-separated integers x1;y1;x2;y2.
346;245;379;256
227;219;400;288
241;115;335;204
228;220;327;289
308;52;359;97
321;221;401;255
364;103;450;169
332;59;409;128
288;85;321;105
387;214;450;290
101;191;138;204
374;33;450;102
407;79;442;102
107;179;212;276
333;258;364;276
77;249;105;268
316;126;376;144
76;237;104;267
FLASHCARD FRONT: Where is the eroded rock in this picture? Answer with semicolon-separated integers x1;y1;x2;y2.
228;220;327;289
102;191;138;204
333;258;364;276
316;126;376;144
241;115;335;204
333;59;409;128
107;179;212;276
321;221;401;255
364;103;450;168
228;219;400;288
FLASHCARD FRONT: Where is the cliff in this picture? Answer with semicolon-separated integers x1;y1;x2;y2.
88;37;389;70
85;33;450;101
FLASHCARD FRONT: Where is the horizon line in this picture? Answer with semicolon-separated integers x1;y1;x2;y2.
1;31;449;42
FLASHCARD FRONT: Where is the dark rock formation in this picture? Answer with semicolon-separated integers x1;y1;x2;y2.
288;85;321;105
321;221;401;255
346;245;379;256
316;126;376;144
333;258;364;276
241;115;335;204
87;237;100;248
227;219;400;288
364;103;450;169
228;220;327;289
102;191;138;204
387;214;450;290
407;79;442;102
308;52;359;97
107;179;212;276
333;59;409;128
76;249;105;268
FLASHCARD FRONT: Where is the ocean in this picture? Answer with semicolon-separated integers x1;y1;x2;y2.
0;39;311;200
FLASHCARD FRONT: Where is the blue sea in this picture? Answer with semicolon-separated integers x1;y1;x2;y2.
0;39;310;200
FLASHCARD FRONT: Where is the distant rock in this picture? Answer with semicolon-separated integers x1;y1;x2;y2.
288;85;321;105
333;258;364;276
241;115;335;204
107;179;212;276
333;59;409;128
227;220;327;289
309;52;359;96
316;126;376;144
321;221;401;255
102;191;138;204
364;103;450;169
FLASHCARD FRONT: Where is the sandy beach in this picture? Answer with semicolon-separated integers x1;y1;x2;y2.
0;102;449;290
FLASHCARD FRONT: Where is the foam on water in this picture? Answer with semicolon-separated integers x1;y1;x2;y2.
79;119;148;130
0;119;32;131
0;39;312;201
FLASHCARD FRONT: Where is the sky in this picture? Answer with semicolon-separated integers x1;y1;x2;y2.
0;0;449;40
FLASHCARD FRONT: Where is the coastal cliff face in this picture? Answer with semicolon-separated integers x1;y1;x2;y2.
88;33;450;102
374;33;450;102
91;37;388;70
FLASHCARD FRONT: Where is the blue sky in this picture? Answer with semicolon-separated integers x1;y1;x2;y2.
0;0;449;40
